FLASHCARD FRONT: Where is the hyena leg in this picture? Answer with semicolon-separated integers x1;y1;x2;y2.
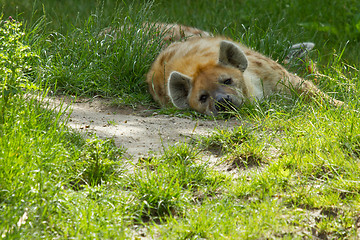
289;74;344;107
283;43;343;106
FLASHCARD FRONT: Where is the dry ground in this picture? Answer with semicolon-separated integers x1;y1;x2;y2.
48;96;239;159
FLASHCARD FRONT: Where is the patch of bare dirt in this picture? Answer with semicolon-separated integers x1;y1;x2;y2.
48;96;240;158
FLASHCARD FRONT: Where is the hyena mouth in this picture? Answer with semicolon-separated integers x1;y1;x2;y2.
215;94;238;113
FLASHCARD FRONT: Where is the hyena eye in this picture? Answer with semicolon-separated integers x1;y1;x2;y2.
199;94;208;103
223;78;232;85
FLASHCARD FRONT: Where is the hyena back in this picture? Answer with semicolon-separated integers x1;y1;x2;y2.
101;22;212;48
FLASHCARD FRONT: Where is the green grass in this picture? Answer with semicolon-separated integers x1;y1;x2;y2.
1;0;360;239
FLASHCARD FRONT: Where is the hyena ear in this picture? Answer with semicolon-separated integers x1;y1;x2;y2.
219;40;248;72
168;71;191;109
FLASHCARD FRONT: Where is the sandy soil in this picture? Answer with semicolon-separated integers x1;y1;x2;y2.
49;96;240;159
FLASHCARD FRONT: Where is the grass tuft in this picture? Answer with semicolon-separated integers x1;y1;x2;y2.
226;142;265;170
67;138;126;189
128;143;226;220
197;126;251;155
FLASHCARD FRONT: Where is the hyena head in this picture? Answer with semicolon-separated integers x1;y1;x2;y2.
168;40;248;115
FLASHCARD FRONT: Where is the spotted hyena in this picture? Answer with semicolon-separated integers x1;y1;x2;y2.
145;26;343;115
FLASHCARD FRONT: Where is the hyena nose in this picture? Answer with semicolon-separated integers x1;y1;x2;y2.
215;94;233;111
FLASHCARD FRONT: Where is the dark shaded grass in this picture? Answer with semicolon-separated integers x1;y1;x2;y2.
2;0;360;101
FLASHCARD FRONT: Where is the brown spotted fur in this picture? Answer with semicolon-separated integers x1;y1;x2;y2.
146;31;343;115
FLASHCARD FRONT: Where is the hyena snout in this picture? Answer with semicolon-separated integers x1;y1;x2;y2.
215;94;235;112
